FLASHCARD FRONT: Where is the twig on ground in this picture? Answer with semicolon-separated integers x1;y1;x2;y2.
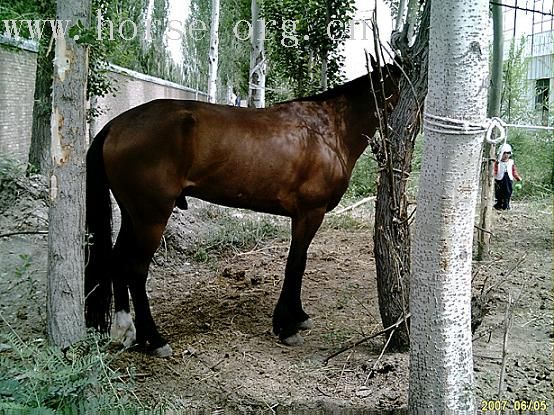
234;245;280;257
316;385;332;397
364;326;396;384
474;224;495;237
498;293;512;397
0;230;48;238
351;295;378;322
484;253;528;296
472;320;505;341
331;196;375;215
324;313;410;365
497;273;533;397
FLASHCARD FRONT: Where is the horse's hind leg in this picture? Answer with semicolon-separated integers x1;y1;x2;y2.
273;208;326;346
110;213;136;348
112;209;173;357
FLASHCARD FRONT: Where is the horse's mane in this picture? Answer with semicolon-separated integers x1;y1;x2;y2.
289;75;371;103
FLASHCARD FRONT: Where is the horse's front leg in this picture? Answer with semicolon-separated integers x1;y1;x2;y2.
273;208;325;345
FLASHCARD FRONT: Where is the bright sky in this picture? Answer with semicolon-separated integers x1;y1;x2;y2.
502;0;554;38
343;0;393;79
167;0;189;62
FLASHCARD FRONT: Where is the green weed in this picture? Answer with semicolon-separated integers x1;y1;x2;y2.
345;150;378;200
509;130;553;199
0;330;165;414
322;213;371;231
188;212;287;263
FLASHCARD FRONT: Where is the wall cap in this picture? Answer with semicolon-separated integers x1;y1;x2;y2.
0;34;39;52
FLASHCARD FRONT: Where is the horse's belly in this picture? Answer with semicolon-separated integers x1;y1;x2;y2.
186;186;291;217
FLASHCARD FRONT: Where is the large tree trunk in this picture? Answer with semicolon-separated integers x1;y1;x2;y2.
28;1;55;174
371;0;430;351
476;2;503;261
248;0;265;108
409;0;489;411
47;0;90;349
207;0;220;103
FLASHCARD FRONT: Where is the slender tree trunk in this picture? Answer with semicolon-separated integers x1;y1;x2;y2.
477;3;503;261
47;0;90;349
28;1;55;174
371;0;430;351
320;54;328;90
248;0;265;108
409;0;489;411
320;0;330;91
207;0;220;103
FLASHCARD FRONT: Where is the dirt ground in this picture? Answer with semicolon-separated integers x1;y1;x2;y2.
0;173;552;413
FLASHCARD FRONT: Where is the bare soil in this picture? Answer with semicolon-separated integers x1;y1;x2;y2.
0;174;551;413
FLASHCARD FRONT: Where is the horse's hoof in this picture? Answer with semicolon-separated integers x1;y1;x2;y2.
298;318;314;330
281;333;304;346
152;344;173;358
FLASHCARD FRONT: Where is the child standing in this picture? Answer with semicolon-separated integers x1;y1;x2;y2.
494;143;522;210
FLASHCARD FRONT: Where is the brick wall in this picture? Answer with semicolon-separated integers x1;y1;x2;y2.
0;40;38;162
0;38;207;163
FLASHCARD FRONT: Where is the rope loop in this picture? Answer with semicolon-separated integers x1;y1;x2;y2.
424;112;509;147
423;112;486;135
485;117;507;145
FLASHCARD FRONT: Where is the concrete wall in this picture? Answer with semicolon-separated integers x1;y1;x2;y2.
91;65;207;136
0;37;207;163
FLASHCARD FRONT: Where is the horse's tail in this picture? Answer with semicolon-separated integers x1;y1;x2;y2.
85;126;113;333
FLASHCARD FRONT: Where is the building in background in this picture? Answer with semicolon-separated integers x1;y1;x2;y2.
527;29;553;125
502;0;553;126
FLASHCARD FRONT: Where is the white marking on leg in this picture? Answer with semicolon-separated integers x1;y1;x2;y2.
111;310;137;347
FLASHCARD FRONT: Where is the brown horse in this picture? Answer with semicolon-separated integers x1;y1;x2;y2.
85;61;401;357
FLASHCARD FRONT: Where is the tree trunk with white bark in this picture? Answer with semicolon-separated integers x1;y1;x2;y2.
248;0;265;108
47;0;90;349
409;0;489;411
207;0;220;103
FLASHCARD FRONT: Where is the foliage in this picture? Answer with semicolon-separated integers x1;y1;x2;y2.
184;0;251;101
0;155;25;183
508;130;553;199
263;0;356;101
0;0;47;39
501;36;529;123
0;331;162;414
0;156;28;213
344;150;378;199
184;0;355;103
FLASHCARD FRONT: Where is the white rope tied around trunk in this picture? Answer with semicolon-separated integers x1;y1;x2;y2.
424;112;554;145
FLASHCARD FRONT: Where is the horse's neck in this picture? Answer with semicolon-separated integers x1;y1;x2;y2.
330;96;375;171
